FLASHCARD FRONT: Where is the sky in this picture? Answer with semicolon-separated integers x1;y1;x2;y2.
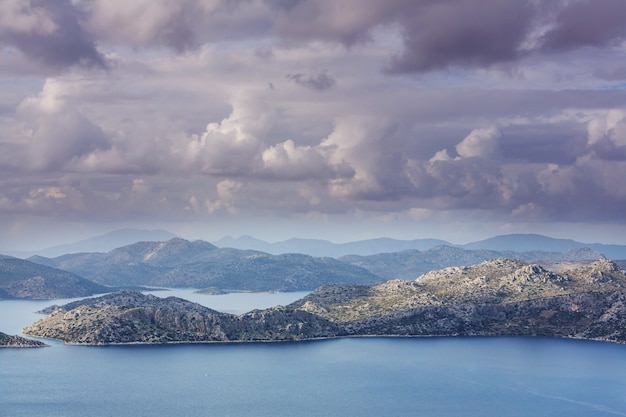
2;0;626;250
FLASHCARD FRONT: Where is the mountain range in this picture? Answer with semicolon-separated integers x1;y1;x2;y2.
340;246;605;280
23;259;626;345
214;233;626;259
6;228;626;260
4;231;626;300
29;238;382;292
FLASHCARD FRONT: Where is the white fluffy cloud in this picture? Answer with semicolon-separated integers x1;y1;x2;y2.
587;109;626;147
456;126;501;159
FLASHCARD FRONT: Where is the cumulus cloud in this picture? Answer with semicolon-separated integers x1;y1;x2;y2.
262;139;351;180
177;96;271;176
586;109;626;161
456;126;501;159
15;78;112;171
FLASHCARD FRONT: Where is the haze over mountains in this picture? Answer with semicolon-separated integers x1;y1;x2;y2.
2;229;626;301
218;233;626;259
4;229;178;259
7;228;626;260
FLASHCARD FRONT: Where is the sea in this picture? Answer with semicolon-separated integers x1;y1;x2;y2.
1;289;626;417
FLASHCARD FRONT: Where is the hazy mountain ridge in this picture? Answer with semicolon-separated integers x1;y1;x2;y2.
23;259;626;345
462;234;626;259
214;233;626;259
29;238;382;292
340;246;605;280
4;228;178;258
214;236;452;257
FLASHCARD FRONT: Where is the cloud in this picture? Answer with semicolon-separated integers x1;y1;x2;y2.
456;126;501;159
177;96;271;176
16;78;112;171
286;70;336;91
540;0;626;52
262;139;352;180
0;0;106;70
267;0;399;44
586;109;626;160
388;0;535;73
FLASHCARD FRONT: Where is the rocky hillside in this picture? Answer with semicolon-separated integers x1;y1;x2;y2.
0;257;111;299
340;245;605;280
23;291;343;344
23;259;626;345
293;259;626;342
0;331;47;348
30;238;382;291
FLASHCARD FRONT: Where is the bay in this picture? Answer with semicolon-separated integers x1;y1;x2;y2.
1;292;626;417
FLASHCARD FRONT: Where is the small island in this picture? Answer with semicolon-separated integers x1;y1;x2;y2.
0;331;47;348
23;259;626;345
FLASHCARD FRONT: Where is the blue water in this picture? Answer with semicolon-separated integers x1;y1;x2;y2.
2;292;626;417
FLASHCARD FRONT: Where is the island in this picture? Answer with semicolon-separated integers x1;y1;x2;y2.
23;259;626;345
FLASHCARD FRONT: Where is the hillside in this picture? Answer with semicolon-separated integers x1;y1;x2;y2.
293;259;626;342
0;257;111;299
23;291;343;344
24;259;626;345
30;238;382;291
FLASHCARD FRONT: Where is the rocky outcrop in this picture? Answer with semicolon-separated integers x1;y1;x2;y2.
23;291;343;345
0;331;47;348
23;259;626;345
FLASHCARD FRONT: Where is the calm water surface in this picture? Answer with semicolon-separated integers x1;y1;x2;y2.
1;291;626;417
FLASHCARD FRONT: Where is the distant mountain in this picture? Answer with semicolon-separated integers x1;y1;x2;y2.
215;233;626;259
340;245;605;280
6;228;178;258
463;234;626;259
214;236;451;257
30;238;382;292
0;257;111;299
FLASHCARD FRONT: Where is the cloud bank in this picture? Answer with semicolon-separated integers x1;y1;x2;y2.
2;0;626;245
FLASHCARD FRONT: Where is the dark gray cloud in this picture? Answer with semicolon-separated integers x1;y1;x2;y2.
388;0;535;73
540;0;626;52
286;70;336;91
0;0;106;70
